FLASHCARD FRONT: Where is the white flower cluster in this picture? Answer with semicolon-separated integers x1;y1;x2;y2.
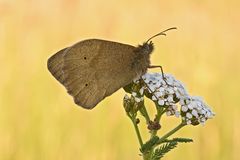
180;96;215;125
131;91;144;103
130;72;215;125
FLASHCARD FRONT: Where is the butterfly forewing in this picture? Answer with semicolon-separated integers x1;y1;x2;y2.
48;39;138;109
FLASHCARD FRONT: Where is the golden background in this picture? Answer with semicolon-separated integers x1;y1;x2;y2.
0;0;239;159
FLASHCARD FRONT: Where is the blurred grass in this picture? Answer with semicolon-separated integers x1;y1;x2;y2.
0;0;239;159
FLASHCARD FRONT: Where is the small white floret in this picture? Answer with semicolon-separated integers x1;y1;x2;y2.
158;99;165;106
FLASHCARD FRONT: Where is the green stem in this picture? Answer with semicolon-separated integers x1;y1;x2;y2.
146;107;165;159
140;104;151;123
158;122;186;143
131;117;144;147
151;108;165;137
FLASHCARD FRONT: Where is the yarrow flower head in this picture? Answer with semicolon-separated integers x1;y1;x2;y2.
180;96;215;125
123;72;215;125
141;73;188;117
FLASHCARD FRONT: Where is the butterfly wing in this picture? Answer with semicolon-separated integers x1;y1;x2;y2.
47;47;69;84
47;39;138;109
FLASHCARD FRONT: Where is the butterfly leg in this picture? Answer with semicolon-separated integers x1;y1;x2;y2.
148;65;165;79
148;65;172;87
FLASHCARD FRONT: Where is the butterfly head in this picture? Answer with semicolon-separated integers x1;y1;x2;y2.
136;41;154;55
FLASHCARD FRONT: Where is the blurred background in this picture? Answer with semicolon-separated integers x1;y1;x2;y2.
0;0;239;159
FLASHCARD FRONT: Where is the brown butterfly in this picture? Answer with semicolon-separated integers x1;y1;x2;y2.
47;27;176;109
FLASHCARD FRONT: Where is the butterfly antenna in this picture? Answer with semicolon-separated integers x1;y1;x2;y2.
146;27;177;43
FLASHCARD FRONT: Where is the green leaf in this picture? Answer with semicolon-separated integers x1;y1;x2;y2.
140;136;159;153
171;138;193;143
161;138;193;144
151;141;178;160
